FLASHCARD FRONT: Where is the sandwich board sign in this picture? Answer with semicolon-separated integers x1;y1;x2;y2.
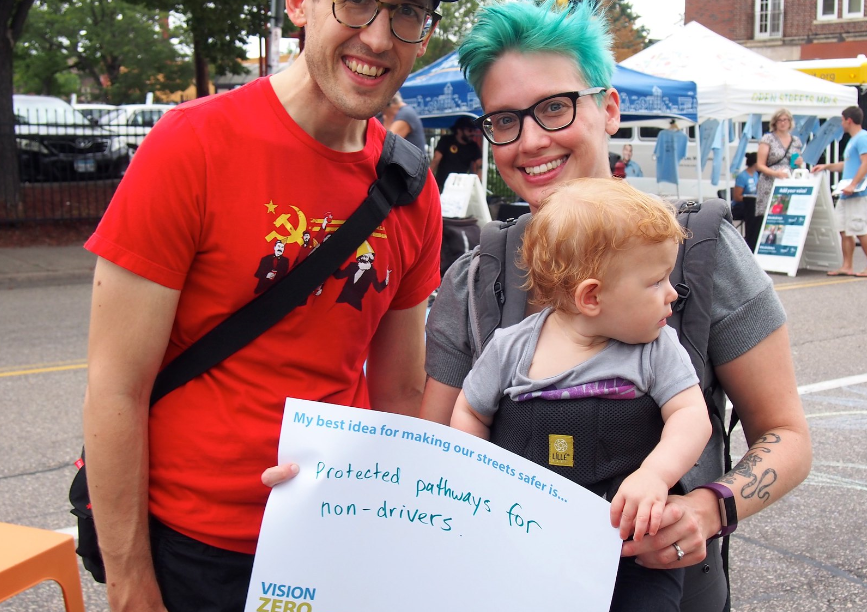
439;173;491;227
754;171;841;276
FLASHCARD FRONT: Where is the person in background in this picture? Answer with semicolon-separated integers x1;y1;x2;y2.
81;0;449;608
812;105;867;277
732;151;759;225
430;115;483;191
451;178;711;610
420;2;811;611
382;91;427;154
752;108;803;250
621;143;643;177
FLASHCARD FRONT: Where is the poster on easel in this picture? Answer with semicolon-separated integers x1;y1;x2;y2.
754;172;842;277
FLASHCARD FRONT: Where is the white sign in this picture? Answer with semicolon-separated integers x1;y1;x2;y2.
245;399;622;612
439;173;491;227
754;172;841;276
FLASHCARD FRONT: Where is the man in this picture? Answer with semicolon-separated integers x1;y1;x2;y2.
430;115;483;191
813;106;867;277
81;0;451;609
621;143;643;177
732;151;759;223
382;91;426;153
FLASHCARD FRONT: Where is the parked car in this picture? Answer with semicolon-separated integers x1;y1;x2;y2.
98;103;174;149
72;103;119;123
13;95;129;181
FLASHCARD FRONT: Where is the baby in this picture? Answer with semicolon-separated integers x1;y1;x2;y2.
451;177;711;609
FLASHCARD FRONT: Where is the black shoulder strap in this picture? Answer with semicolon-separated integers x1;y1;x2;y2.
149;131;426;406
468;212;531;358
669;199;730;398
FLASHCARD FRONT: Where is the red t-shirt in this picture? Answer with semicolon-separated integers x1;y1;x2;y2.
85;78;442;553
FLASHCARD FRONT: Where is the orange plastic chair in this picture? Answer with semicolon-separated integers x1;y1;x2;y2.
0;522;86;612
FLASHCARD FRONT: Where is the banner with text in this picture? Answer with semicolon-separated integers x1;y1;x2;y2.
245;399;622;612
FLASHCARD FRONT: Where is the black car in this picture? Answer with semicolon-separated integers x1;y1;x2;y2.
13;95;128;181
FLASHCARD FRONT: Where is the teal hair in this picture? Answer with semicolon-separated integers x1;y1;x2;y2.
458;0;615;99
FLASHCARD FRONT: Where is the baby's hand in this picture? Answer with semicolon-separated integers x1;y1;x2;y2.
609;468;669;541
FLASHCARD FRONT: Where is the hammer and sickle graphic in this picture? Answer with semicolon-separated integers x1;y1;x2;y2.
265;205;307;245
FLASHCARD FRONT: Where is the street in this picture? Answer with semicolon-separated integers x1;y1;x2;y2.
1;255;866;611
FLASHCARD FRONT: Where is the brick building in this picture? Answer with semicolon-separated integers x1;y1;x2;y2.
685;0;867;61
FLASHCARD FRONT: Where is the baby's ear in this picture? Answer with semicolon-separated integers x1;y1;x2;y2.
574;279;601;316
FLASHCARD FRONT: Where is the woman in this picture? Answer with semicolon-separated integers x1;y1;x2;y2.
751;108;804;249
420;2;810;611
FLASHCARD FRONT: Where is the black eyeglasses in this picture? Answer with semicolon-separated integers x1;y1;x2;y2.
476;88;607;146
332;0;441;44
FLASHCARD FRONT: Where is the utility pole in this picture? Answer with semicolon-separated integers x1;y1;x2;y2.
267;0;284;75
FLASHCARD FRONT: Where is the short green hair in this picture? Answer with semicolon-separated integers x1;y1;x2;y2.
458;0;615;97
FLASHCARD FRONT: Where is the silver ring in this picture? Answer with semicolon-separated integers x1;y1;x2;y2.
672;542;685;561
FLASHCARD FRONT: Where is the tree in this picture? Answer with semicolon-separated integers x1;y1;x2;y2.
603;0;650;62
413;0;482;71
1;0;34;208
14;0;193;104
136;0;270;98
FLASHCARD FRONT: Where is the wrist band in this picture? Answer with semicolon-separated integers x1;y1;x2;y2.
696;482;738;539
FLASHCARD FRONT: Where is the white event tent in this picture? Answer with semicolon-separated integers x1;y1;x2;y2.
621;21;858;199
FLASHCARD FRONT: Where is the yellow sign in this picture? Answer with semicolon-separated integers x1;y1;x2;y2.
795;64;867;85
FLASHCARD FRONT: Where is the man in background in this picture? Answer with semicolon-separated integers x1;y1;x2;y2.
813;106;867;277
430;116;483;191
383;91;427;154
621;143;643;177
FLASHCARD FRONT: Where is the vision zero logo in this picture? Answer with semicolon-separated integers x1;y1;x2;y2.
258;582;315;611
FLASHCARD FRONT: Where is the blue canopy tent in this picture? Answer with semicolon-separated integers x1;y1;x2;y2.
399;51;698;128
400;51;698;194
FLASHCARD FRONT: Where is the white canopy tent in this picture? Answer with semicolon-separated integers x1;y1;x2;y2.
621;21;858;199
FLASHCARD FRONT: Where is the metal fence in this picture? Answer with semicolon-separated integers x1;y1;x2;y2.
2;109;520;225
1;103;152;224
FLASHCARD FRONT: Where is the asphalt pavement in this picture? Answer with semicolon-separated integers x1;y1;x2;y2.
1;240;866;612
0;244;96;290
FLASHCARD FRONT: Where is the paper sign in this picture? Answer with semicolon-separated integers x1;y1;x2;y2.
831;177;867;196
244;399;622;612
439;173;492;227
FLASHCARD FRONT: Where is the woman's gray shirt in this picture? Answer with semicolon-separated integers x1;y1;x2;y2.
426;220;786;389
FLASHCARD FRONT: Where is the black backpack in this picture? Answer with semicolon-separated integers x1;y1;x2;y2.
463;199;738;598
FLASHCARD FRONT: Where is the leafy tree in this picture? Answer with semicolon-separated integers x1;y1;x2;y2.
413;0;649;73
14;0;193;104
603;0;650;62
136;0;272;98
1;0;34;208
414;0;482;71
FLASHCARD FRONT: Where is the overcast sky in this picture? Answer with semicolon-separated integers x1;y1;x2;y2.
629;0;685;40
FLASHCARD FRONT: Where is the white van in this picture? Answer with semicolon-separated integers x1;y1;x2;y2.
609;123;753;201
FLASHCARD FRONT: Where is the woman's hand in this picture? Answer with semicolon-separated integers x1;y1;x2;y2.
620;488;720;569
261;463;300;487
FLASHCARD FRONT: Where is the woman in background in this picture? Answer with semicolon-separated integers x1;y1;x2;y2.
752;108;803;249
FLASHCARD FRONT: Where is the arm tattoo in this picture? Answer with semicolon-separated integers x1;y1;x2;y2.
719;433;781;503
